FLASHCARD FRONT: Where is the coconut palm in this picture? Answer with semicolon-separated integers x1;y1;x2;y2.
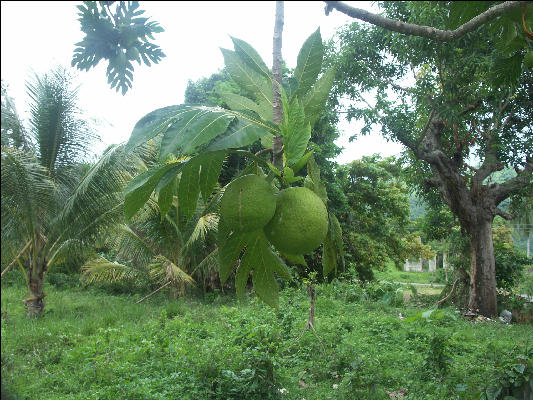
80;184;221;298
1;67;138;316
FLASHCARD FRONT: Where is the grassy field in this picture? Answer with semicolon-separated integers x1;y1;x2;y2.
2;279;531;400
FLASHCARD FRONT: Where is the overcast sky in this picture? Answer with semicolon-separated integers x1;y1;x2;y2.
1;1;404;164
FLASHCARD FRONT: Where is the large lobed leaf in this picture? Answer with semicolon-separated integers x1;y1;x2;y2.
222;48;273;108
280;91;311;166
293;28;323;97
127;105;277;159
302;67;336;128
231;36;272;80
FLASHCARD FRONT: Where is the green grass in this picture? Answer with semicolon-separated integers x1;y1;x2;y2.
1;281;531;400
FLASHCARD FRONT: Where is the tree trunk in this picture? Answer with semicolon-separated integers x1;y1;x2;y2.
527;232;531;258
271;1;284;170
25;261;47;317
468;216;498;317
24;236;47;317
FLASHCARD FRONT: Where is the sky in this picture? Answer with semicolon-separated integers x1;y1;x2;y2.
1;1;404;164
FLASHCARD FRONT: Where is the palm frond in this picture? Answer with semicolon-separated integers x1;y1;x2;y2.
47;144;142;264
115;224;156;268
183;213;219;250
1;82;30;150
148;255;195;288
26;66;99;174
1;147;56;246
80;256;139;284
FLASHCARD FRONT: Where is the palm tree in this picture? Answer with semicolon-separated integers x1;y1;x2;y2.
1;67;137;316
80;183;221;298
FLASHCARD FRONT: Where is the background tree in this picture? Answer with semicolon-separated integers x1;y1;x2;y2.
329;1;532;316
336;155;433;281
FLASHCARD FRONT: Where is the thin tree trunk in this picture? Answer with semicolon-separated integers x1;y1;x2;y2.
304;284;315;331
527;232;531;258
468;217;498;316
272;1;284;170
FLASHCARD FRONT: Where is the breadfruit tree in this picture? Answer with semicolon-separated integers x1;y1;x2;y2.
118;3;343;308
327;1;532;317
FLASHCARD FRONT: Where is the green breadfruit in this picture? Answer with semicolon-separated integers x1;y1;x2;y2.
264;187;328;255
220;174;276;232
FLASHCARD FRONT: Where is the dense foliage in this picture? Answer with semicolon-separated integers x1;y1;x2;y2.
335;155;432;281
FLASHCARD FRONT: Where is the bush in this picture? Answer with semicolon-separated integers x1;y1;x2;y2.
494;246;529;291
479;345;533;400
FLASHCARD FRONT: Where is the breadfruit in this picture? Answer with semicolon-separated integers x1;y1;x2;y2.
264;187;328;255
220;174;276;232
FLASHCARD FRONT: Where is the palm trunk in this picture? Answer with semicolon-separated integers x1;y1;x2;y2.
467;216;497;317
25;263;47;317
24;237;47;317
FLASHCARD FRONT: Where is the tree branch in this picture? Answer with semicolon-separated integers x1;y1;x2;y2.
489;156;533;205
255;148;273;156
436;277;460;306
494;208;516;220
324;1;528;42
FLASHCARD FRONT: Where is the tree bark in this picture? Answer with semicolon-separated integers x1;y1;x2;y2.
468;216;498;316
272;1;284;170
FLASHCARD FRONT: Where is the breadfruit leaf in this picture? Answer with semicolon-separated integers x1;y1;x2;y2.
306;155;328;204
322;226;337;276
302;67;335;128
285;122;311;167
156;167;178;221
329;212;345;268
292;151;314;174
124;161;182;221
218;216;247;285
126;104;187;152
252;260;279;309
172;109;235;155
279;90;311;166
238;230;290;308
222;48;273;107
220;92;263;115
208;113;275;151
294;28;323;98
178;160;200;223
230;36;272;80
198;150;227;203
127;105;277;158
